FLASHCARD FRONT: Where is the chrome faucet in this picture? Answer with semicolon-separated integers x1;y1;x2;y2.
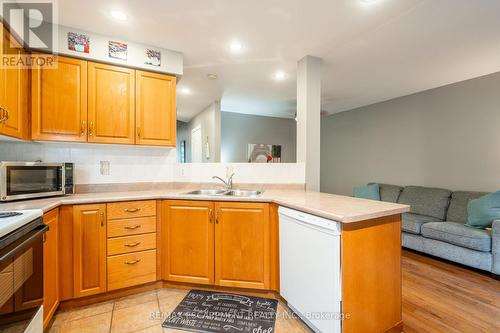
212;173;235;191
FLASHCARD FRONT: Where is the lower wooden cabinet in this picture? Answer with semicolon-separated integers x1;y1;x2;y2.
215;202;270;290
43;209;59;328
163;200;215;285
163;200;271;291
73;204;107;298
107;250;157;291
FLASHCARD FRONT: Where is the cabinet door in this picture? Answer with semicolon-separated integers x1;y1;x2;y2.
0;25;29;139
88;62;135;144
215;202;270;290
163;200;214;285
135;70;176;146
43;209;59;328
32;55;87;142
73;204;107;298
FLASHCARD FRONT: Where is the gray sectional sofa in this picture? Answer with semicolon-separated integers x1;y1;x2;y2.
376;184;499;276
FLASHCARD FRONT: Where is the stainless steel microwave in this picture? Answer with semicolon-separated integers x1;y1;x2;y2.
0;162;74;202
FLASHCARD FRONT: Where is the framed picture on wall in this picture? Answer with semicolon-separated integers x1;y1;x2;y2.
68;32;89;53
145;48;161;66
247;144;282;163
109;41;128;60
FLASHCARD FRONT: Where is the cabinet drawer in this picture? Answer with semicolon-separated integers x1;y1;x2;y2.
107;200;156;220
107;233;157;256
107;250;156;291
107;216;157;237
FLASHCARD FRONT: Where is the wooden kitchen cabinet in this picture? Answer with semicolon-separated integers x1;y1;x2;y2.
43;209;59;328
135;70;176;146
73;204;107;298
88;62;135;144
163;200;215;285
32;55;88;142
214;202;270;290
0;24;29;139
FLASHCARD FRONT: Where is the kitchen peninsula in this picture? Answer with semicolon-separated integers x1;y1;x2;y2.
0;187;409;333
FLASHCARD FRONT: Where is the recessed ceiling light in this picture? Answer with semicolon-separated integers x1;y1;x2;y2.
110;10;127;21
273;70;286;81
180;87;191;95
229;41;243;53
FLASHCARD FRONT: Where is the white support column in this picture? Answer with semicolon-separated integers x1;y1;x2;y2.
297;55;321;191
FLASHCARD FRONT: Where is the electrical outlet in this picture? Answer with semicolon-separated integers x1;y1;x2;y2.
100;161;110;176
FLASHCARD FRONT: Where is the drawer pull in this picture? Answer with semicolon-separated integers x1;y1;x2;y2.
124;259;141;265
124;242;141;247
124;225;141;230
124;208;141;213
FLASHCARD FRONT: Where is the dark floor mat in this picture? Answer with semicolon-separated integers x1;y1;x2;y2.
162;290;278;333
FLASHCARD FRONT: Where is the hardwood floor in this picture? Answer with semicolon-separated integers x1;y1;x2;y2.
48;250;499;332
402;250;500;333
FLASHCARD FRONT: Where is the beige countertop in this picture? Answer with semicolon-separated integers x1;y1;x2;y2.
0;188;409;223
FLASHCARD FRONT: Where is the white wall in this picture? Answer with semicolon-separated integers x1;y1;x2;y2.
321;70;500;195
56;25;183;76
173;163;305;185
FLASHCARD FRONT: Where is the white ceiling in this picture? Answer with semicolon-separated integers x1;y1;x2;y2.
58;0;500;121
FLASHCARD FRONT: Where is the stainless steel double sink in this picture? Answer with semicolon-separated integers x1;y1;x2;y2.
186;189;262;197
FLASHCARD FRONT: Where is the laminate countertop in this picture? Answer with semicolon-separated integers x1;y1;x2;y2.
0;188;409;223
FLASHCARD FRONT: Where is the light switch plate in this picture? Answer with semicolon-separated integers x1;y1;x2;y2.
100;161;110;176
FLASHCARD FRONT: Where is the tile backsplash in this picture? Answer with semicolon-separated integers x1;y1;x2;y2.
0;141;306;185
0;141;177;184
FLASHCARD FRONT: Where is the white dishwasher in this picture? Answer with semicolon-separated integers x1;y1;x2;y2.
279;206;342;333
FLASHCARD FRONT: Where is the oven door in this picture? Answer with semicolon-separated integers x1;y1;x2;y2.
0;163;64;201
0;220;47;332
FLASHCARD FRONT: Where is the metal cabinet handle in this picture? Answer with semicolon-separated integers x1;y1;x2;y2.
124;208;141;213
100;212;105;227
124;242;141;247
89;121;94;136
215;209;219;224
209;208;212;224
81;121;87;136
124;225;141;230
137;127;141;138
0;106;8;123
124;259;141;265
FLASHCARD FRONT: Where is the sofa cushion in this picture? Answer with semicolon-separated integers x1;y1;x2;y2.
421;222;492;252
467;191;500;229
353;184;380;200
379;184;404;203
447;191;488;223
402;213;439;235
398;186;451;220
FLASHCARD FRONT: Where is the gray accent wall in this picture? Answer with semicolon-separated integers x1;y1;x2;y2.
321;71;500;196
221;112;297;163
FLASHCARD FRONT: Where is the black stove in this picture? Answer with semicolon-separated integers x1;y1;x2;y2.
0;212;23;218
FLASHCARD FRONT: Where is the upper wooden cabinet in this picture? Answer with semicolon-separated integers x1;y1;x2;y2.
136;70;176;146
215;202;270;290
88;62;135;144
73;204;107;298
0;25;29;139
43;209;59;328
30;56;176;146
32;56;88;142
163;200;215;285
